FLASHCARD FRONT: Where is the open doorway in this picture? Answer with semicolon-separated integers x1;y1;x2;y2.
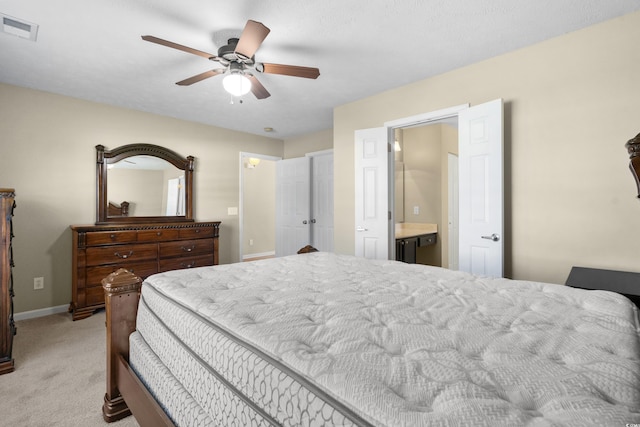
394;119;458;269
239;152;281;262
355;99;504;276
240;150;335;261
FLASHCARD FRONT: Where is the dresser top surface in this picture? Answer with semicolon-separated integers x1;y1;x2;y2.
71;221;221;232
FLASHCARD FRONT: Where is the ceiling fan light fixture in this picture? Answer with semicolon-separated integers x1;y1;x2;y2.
223;72;251;97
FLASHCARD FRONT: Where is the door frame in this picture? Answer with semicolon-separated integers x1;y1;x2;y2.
383;104;469;259
239;152;282;262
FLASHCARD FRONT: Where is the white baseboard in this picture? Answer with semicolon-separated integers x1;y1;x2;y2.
243;251;276;260
14;304;69;321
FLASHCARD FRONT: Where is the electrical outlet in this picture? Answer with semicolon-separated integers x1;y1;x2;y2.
413;206;420;215
34;276;44;290
249;239;254;246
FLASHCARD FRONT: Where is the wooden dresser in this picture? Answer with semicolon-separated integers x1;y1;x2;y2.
0;188;16;375
70;221;220;320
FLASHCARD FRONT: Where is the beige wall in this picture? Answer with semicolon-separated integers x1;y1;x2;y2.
402;125;442;266
334;11;640;285
283;129;333;158
0;83;283;313
403;126;442;226
243;159;276;256
400;124;458;267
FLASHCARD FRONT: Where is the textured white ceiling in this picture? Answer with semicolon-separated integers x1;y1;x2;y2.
1;0;639;139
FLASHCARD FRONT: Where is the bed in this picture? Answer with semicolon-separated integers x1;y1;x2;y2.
102;251;640;426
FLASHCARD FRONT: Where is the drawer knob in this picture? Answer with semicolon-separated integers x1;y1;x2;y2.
181;245;195;252
110;234;116;240
181;261;196;268
114;250;133;259
156;232;162;236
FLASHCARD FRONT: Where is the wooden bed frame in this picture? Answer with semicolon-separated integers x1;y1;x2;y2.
107;201;129;217
627;132;640;198
102;268;174;426
101;247;319;426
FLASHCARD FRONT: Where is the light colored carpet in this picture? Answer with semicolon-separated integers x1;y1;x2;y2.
0;311;139;427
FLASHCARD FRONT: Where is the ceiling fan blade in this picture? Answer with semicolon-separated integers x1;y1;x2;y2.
142;35;218;60
261;63;320;79
234;20;270;59
247;75;271;99
176;69;225;86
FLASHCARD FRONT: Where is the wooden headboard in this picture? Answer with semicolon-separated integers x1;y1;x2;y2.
107;201;129;217
626;133;640;198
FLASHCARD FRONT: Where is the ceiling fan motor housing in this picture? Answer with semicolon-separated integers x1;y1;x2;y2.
217;38;255;66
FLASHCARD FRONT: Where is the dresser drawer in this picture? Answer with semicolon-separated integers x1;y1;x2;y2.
418;234;437;247
85;230;137;246
159;239;214;258
86;243;158;266
137;228;179;242
85;261;158;287
159;254;214;272
179;226;216;239
71;221;220;320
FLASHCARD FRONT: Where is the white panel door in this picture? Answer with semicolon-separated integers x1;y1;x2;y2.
354;127;390;259
310;153;334;252
276;157;311;257
458;99;504;277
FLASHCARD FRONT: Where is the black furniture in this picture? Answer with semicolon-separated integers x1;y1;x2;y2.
566;266;640;309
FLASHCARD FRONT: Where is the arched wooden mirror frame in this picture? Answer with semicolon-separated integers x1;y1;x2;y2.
96;144;195;224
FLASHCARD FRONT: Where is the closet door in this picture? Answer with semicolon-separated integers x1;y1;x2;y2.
310;153;334;252
275;157;311;257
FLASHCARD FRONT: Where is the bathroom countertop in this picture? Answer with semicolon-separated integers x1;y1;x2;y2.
395;223;438;239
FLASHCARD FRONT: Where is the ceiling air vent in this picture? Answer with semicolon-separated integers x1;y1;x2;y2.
1;13;38;41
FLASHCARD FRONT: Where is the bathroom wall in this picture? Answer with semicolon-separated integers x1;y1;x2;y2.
400;123;458;266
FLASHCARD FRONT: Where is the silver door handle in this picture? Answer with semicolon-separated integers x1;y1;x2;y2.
481;233;500;242
303;220;308;224
356;226;368;232
310;219;316;223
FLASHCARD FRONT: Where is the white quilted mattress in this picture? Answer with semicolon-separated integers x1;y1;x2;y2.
132;252;640;426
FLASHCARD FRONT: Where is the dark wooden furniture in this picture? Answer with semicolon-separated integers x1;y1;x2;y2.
626;132;640;198
0;188;16;375
101;246;314;425
96;144;194;225
396;233;436;264
108;201;129;217
70;143;221;320
102;269;173;425
297;244;319;254
70;221;220;320
566;266;640;309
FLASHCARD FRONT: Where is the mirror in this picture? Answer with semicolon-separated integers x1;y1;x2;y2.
96;144;194;224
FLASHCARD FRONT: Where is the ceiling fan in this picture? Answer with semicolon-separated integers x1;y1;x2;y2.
142;19;320;100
